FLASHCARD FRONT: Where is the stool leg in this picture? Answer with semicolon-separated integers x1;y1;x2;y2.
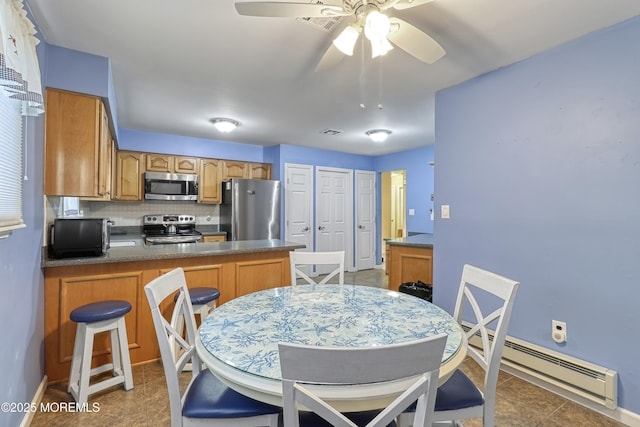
68;323;85;393
116;317;134;390
110;328;123;377
78;324;95;405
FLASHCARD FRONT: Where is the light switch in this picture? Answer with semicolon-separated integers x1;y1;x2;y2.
409;209;415;216
441;205;450;219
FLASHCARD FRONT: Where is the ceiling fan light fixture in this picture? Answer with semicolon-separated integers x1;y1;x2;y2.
365;129;391;142
210;118;239;133
364;11;392;58
371;37;393;58
333;25;360;56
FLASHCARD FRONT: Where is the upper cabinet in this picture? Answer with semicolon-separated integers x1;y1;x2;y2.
249;163;272;180
146;154;199;174
44;88;113;199
221;160;272;181
113;151;144;201
221;160;248;181
198;158;221;204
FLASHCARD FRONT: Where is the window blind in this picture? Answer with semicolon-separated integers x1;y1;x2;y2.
0;89;25;235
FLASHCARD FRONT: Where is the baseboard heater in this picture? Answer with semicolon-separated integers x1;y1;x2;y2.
462;324;618;409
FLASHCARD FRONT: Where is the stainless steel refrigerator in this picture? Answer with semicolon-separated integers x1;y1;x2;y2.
220;179;281;241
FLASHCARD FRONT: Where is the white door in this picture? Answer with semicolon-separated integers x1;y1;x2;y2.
356;170;376;270
315;167;353;273
284;164;313;259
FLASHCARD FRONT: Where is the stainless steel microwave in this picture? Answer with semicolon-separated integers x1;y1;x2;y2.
144;172;198;201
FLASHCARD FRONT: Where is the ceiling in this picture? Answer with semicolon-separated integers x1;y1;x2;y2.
25;0;640;156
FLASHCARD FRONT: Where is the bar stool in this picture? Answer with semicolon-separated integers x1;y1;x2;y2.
174;287;220;371
68;300;134;405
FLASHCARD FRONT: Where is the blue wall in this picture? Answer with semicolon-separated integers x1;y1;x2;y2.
374;145;435;235
118;128;265;161
0;43;46;427
434;16;640;413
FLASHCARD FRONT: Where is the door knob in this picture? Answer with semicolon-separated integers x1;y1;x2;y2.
318;226;326;231
358;225;365;229
302;226;309;232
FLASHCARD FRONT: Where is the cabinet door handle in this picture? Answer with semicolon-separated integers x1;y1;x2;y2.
302;226;309;232
318;226;326;231
358;225;365;229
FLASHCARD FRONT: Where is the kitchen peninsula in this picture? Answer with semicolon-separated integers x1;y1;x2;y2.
386;233;434;292
43;238;304;383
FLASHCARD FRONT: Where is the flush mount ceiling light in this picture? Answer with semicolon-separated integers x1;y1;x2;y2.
365;129;392;142
210;118;239;133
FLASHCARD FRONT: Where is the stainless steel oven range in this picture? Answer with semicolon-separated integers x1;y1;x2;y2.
142;214;202;244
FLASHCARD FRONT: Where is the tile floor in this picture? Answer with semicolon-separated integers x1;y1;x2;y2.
31;269;627;427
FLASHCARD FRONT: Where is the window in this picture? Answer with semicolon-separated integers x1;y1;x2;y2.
0;89;24;237
0;0;44;238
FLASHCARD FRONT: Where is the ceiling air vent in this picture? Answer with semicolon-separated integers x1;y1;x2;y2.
296;1;342;32
320;129;343;136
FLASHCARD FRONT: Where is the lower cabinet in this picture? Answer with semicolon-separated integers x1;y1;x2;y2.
44;250;292;383
201;234;226;243
387;244;433;292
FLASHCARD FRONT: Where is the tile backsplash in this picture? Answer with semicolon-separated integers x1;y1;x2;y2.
46;197;220;227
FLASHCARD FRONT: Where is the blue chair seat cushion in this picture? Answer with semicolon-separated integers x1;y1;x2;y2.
70;300;132;323
175;287;221;305
403;369;484;415
297;410;396;426
435;369;484;411
183;369;280;419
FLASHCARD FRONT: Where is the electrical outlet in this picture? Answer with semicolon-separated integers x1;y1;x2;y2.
552;320;567;343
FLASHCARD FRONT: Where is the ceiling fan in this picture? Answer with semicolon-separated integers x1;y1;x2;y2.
234;0;445;71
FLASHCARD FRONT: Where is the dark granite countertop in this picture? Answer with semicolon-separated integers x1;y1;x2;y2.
386;233;434;248
195;225;226;236
43;239;305;268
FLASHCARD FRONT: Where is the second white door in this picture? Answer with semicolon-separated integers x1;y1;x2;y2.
315;167;353;273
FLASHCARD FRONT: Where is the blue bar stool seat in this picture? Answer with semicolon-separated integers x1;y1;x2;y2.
68;300;134;405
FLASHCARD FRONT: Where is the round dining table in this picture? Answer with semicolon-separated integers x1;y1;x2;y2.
196;284;467;411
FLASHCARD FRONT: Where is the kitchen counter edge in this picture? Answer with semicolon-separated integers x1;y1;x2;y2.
42;239;305;268
386;233;434;248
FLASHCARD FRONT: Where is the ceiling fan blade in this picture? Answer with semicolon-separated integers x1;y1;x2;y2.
314;19;359;72
315;43;346;72
387;17;445;64
391;0;434;10
234;2;348;18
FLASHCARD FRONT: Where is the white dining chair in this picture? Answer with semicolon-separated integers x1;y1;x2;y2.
397;264;520;427
144;268;281;427
279;333;447;427
289;250;345;285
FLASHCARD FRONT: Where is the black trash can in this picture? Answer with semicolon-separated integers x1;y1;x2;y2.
398;281;433;302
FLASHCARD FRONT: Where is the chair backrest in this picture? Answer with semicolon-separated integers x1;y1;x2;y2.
454;264;520;408
144;268;201;427
279;334;447;427
289;250;345;285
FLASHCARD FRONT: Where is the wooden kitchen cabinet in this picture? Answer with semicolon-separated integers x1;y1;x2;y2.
146;154;199;173
387;244;433;292
44;250;292;382
113;151;144;201
248;162;272;179
202;235;226;242
198;158;222;204
221;160;248;180
44;88;113;198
